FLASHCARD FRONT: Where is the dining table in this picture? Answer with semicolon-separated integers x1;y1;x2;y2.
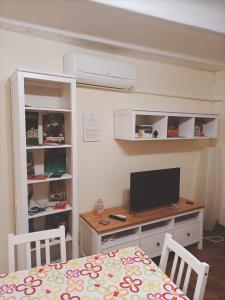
0;246;189;299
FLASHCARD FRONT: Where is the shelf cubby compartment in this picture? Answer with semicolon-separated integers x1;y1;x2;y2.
25;109;72;146
28;179;73;218
141;219;172;237
24;78;71;110
194;116;219;138
101;227;139;249
174;212;200;226
135;113;167;139
167;115;194;138
26;147;72;184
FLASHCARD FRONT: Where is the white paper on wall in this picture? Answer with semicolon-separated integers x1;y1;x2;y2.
83;113;101;142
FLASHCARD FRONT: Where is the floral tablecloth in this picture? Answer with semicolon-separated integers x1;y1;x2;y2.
0;246;189;299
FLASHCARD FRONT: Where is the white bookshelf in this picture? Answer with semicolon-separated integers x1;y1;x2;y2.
11;69;78;270
114;110;219;140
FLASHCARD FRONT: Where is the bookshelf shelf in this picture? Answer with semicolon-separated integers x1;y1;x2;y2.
25;106;71;113
11;69;78;270
28;202;73;219
27;173;72;184
26;144;72;150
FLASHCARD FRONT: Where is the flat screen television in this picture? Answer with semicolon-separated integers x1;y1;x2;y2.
130;168;180;212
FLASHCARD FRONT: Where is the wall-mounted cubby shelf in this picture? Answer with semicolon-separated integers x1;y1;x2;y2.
11;69;78;270
115;110;219;141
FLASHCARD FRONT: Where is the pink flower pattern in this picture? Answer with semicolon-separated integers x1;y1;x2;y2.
0;284;16;295
0;247;189;299
120;276;142;293
162;283;187;299
147;292;163;299
66;269;80;279
103;250;119;257
60;292;80;300
80;263;102;279
120;257;134;265
16;276;42;295
133;250;152;265
49;261;68;269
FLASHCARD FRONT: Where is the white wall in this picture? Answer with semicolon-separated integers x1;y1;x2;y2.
0;28;216;272
213;70;225;226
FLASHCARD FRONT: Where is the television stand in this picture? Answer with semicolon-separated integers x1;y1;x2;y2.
79;198;204;258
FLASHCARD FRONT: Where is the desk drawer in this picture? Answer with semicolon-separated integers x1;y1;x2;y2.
102;239;139;253
140;232;170;258
173;222;200;246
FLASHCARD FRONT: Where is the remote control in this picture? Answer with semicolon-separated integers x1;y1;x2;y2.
108;214;127;222
186;200;194;204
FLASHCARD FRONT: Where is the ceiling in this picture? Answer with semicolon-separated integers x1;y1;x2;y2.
0;0;225;71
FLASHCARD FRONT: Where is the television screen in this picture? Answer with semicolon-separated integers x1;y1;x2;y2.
130;168;180;212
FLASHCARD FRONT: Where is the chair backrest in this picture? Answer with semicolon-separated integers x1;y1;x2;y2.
8;225;66;272
159;233;209;300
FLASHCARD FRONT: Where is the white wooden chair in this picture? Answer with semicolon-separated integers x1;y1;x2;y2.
159;233;209;300
8;225;66;272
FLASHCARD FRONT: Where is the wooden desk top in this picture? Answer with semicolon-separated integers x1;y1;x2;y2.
80;198;204;234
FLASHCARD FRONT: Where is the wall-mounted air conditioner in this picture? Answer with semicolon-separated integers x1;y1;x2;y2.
63;53;136;92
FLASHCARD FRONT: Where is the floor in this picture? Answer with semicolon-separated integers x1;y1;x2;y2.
153;224;225;300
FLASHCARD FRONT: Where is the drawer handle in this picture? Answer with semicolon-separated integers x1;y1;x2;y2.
187;233;191;237
157;242;160;247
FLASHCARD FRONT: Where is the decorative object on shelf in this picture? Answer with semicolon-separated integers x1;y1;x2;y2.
93;198;105;217
53;201;67;209
27;151;35;176
167;118;179;137
46;212;69;237
153;130;158;138
26;112;39;145
44;148;66;175
49;181;66;202
135;125;153;139
195;123;204;137
43;113;65;145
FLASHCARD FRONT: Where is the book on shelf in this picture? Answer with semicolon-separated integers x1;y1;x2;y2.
43;113;65;145
26;112;39;145
44;148;67;175
195;123;205;137
167;128;179;137
49;181;66;202
27;151;35;176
